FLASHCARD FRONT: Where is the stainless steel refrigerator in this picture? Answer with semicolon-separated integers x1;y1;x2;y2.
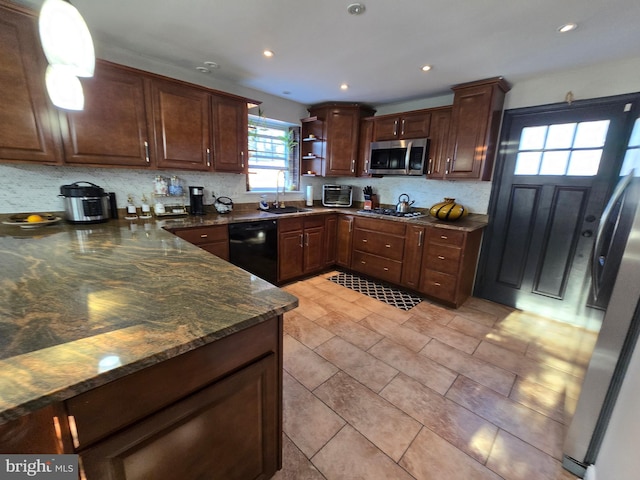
563;172;640;477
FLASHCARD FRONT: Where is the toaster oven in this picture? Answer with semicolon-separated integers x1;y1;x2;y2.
322;184;353;207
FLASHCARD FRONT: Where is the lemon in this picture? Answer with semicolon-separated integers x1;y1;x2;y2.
26;214;43;223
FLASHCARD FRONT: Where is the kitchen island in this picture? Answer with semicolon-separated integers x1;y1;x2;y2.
0;217;298;479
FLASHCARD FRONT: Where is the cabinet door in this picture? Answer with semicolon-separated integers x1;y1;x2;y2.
212;95;247;173
60;62;153;167
303;225;325;274
446;78;509;180
372;116;401;141
400;112;431;139
278;229;304;282
151;79;211;170
426;107;452;178
81;355;279;480
0;4;62;164
325;108;359;176
357;118;374;176
324;214;338;266
336;215;354;268
401;225;425;289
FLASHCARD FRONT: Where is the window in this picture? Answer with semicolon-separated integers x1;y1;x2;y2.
247;115;300;192
514;120;610;176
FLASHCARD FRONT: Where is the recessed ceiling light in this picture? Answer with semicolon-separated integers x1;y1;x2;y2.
203;61;220;69
558;23;577;33
195;66;210;73
263;50;274;58
421;64;432;72
347;3;365;15
340;83;349;90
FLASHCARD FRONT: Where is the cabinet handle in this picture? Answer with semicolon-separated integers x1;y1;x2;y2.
440;235;448;240
364;160;369;173
385;244;391;248
400;119;405;136
144;141;150;163
437;255;445;260
68;415;80;449
434;282;441;287
427;158;433;175
362;239;368;243
305;232;309;247
241;151;245;168
349;221;353;233
383;267;389;271
299;234;303;248
206;148;211;167
445;158;451;175
351;159;355;173
360;260;366;264
418;230;423;247
393;120;398;137
200;234;208;238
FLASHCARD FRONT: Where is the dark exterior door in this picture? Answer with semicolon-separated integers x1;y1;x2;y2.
476;95;639;326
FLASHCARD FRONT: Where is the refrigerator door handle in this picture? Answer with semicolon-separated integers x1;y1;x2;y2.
592;172;634;301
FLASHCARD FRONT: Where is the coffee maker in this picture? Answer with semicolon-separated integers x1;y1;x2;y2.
189;186;205;215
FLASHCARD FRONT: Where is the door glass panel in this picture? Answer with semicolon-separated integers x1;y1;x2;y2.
545;123;576;149
540;151;570;175
515;151;542;175
567;149;603;176
574;120;609;148
520;126;547;150
620;118;640;176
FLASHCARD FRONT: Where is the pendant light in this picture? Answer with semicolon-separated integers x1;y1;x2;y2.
39;0;94;110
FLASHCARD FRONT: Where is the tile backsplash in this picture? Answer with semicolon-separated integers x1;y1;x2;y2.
0;164;492;214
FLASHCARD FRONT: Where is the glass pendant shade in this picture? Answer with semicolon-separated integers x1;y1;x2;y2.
39;0;95;77
45;64;84;110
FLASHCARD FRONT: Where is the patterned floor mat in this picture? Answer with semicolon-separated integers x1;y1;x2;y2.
328;272;423;311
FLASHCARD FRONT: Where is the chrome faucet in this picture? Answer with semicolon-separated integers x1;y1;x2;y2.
275;170;285;208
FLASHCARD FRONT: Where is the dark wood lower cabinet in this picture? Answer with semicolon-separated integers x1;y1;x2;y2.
170;225;229;261
81;354;278;480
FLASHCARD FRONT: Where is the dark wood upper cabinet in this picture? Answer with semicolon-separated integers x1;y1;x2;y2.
304;103;375;177
0;2;62;165
211;95;247;173
60;62;153;167
357;117;374;176
445;77;511;180
151;79;211;171
372;110;431;141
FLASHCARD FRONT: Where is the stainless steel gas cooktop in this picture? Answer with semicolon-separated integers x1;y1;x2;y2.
357;208;424;218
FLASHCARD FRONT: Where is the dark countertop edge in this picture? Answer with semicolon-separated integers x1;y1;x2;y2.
0;299;298;425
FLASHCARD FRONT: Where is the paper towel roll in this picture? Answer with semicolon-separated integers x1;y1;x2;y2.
306;185;313;206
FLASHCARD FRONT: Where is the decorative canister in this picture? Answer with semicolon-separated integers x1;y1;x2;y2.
429;198;469;221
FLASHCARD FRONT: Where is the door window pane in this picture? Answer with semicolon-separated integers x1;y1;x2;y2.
545;123;576;149
620;118;640;176
515;152;542;175
540;151;570;175
574;120;609;148
520;126;547;150
628;118;640;147
567;149;603;175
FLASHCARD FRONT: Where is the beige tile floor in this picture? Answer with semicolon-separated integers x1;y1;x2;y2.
273;272;598;480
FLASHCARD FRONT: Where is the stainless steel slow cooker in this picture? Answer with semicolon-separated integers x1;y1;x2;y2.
60;182;110;223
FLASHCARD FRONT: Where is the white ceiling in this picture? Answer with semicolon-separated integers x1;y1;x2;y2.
17;0;640;107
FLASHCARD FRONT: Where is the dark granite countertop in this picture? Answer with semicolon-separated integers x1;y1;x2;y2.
0;216;298;424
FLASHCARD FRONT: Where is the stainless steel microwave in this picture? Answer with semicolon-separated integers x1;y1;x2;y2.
322;184;353;207
369;138;429;175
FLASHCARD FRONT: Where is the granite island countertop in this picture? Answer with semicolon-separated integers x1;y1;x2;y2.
0;216;298;424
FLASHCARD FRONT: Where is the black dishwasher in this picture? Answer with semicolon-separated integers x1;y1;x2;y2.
229;220;278;284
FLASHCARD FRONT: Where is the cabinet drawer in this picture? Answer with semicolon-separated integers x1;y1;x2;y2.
353;229;404;261
424;243;462;275
420;270;457;303
278;217;304;233
355;217;406;236
428;228;465;247
173;225;228;245
352;251;402;284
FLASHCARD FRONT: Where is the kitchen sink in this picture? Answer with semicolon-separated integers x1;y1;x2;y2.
268;207;311;214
